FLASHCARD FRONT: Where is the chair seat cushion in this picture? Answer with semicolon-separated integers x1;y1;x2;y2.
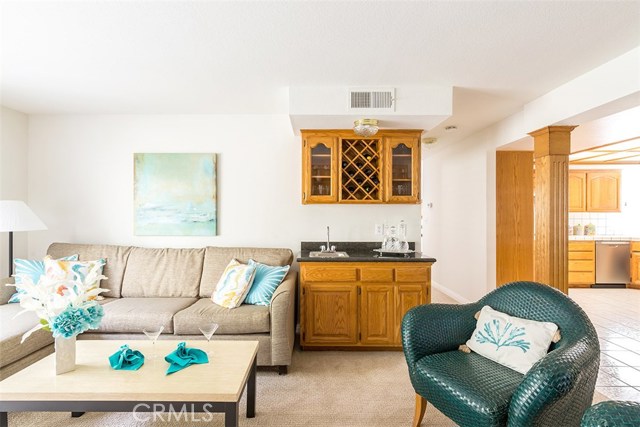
97;298;197;334
414;350;523;427
173;298;270;335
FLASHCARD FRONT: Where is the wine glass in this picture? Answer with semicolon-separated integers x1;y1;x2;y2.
198;323;219;356
143;325;165;360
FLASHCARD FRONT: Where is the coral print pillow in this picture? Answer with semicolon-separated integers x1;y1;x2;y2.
211;259;257;309
43;256;107;300
466;305;559;374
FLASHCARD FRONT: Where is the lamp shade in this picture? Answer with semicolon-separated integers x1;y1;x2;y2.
0;200;47;232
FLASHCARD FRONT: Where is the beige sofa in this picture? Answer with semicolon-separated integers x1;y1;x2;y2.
0;243;296;380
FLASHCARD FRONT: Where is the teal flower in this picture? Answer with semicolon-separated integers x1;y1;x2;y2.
51;304;104;338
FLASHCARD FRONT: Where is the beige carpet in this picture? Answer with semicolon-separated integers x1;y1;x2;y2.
10;348;607;427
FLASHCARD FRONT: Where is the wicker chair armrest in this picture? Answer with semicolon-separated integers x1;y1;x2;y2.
580;401;640;427
509;338;600;425
401;302;479;366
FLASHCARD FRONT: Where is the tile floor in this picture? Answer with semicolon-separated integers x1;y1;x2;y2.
570;288;640;402
431;287;640;402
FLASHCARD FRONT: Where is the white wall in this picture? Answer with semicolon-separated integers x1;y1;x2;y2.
422;126;499;303
422;46;640;303
26;115;421;259
0;106;30;278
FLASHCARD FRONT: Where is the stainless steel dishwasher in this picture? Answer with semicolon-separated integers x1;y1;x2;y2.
595;241;630;288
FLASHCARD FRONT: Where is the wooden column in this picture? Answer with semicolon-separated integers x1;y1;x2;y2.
496;151;534;286
529;126;576;294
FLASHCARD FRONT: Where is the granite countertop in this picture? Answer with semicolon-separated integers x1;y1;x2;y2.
569;236;640;241
297;242;437;263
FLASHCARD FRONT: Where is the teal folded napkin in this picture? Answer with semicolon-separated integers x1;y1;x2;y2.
109;344;145;370
164;342;208;375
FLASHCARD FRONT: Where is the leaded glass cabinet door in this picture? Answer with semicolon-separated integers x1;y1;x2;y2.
385;137;420;203
302;133;338;204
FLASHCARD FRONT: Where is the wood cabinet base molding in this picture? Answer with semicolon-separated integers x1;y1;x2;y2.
299;262;433;350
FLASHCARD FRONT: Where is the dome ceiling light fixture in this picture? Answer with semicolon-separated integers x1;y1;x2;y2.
354;118;379;137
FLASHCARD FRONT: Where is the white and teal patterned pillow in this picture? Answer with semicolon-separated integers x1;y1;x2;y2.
244;260;290;306
9;254;79;303
211;259;257;309
466;305;559;374
43;256;107;300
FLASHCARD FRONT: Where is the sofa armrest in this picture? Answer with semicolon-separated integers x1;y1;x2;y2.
1;277;16;305
269;270;297;366
401;302;479;367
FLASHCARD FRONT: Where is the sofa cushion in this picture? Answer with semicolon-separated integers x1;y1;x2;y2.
199;247;293;297
48;243;132;298
121;247;205;298
414;350;523;427
174;298;270;335
0;304;54;368
97;297;197;333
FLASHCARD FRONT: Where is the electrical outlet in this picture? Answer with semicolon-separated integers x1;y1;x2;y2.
374;224;383;236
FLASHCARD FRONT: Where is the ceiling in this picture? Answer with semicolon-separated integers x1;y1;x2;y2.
2;1;639;143
570;137;640;165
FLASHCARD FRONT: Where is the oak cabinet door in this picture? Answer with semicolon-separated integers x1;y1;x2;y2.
568;171;587;212
302;134;338;204
384;137;421;203
303;283;358;345
360;285;395;345
395;284;425;344
631;252;640;286
586;171;620;212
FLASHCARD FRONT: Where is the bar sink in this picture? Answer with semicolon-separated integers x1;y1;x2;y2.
309;251;349;258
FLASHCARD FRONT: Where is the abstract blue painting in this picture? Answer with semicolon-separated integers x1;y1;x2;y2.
134;153;217;236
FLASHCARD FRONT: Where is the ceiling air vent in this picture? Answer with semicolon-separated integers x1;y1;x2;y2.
348;88;395;112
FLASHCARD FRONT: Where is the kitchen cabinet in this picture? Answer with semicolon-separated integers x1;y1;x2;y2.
631;242;640;289
302;283;358;345
301;134;339;203
568;172;587;212
586;171;621;212
299;262;432;349
568;241;595;287
569;170;621;212
301;130;421;204
385;136;421;203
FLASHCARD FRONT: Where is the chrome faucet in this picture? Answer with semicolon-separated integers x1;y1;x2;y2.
320;226;336;253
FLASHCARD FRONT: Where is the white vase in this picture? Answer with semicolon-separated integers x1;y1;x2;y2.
55;336;76;375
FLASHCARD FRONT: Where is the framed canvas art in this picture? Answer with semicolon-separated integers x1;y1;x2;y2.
134;153;217;236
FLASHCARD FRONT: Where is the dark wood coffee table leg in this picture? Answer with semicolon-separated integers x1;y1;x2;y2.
247;356;256;418
224;402;238;427
0;411;7;427
71;412;84;417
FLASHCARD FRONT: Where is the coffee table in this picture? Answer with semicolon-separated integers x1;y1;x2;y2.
0;339;258;427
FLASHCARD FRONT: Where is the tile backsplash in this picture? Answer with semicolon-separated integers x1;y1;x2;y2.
569;212;626;236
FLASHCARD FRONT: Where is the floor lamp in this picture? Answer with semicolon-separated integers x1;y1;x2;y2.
0;201;47;276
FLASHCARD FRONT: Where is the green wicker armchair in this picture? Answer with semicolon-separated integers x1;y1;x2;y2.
402;281;599;427
581;401;640;427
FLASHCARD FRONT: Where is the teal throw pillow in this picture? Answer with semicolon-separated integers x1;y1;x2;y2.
243;259;290;306
9;254;79;303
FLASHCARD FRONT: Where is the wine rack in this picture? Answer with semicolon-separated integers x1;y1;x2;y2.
301;130;421;204
341;139;382;201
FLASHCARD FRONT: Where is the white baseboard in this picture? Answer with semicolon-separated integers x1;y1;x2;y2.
431;281;471;304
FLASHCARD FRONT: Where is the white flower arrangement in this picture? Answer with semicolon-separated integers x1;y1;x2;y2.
10;263;109;343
